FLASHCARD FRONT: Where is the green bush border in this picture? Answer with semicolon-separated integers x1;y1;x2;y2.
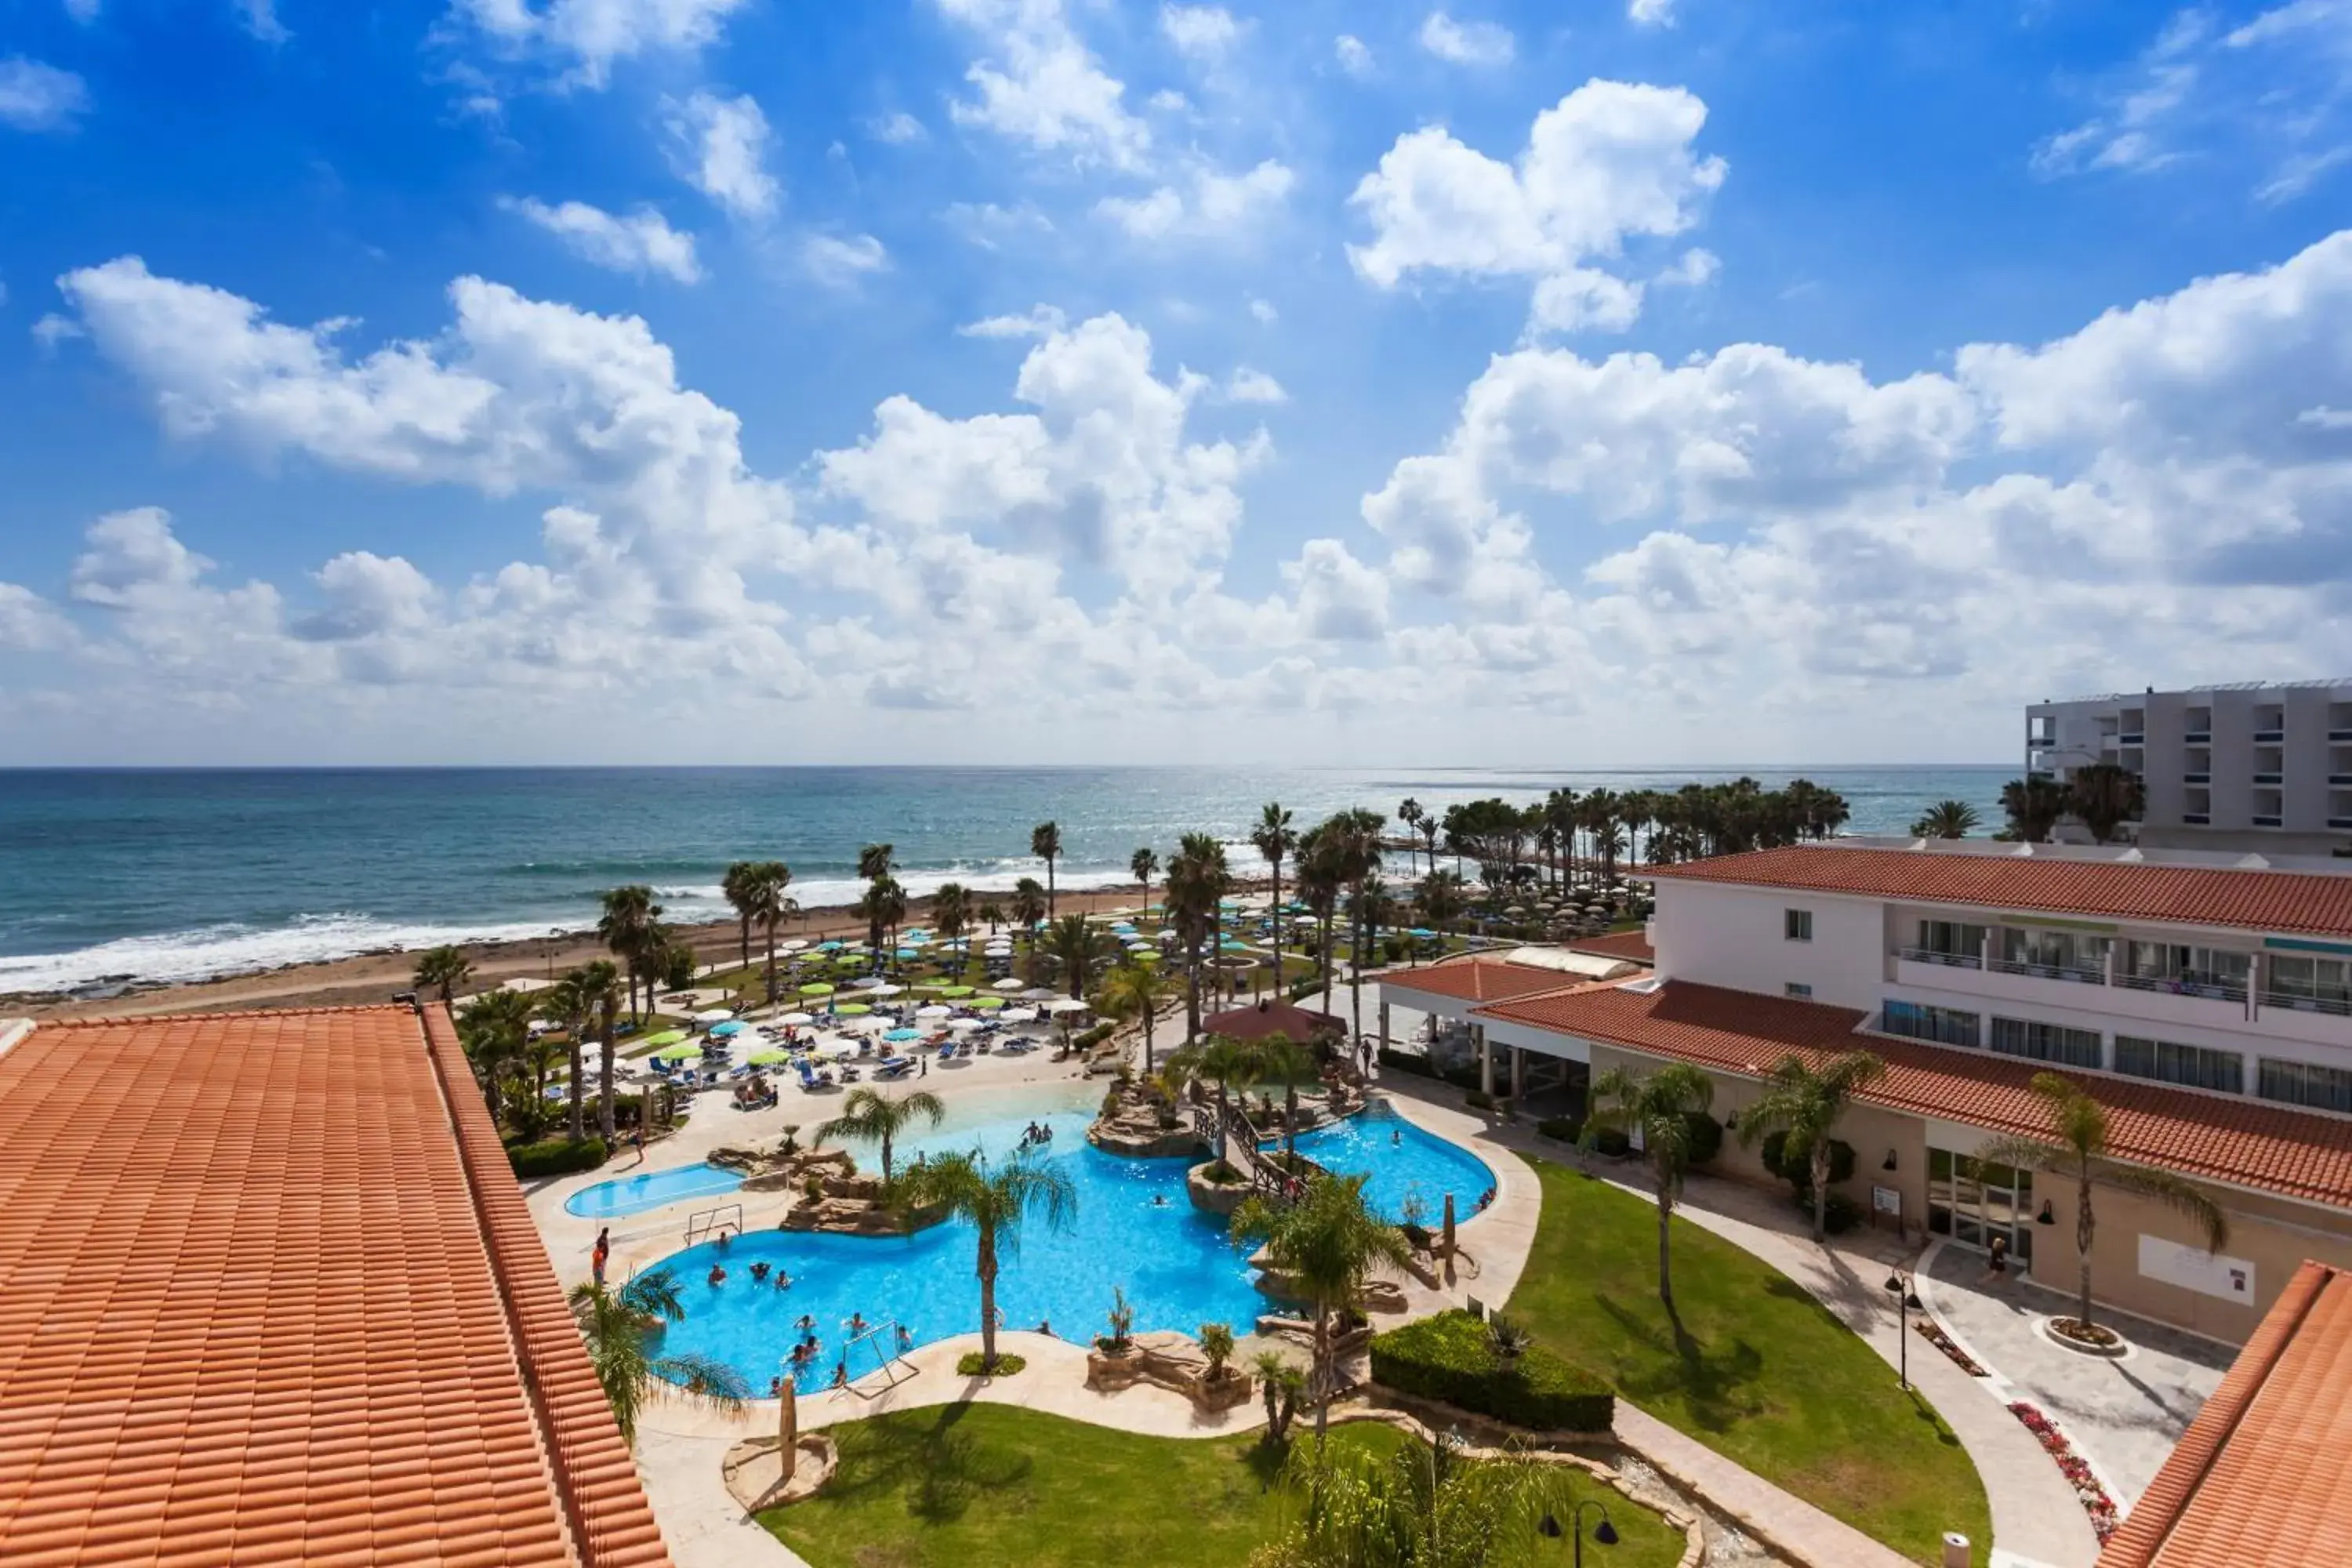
506;1135;608;1177
956;1352;1026;1377
1370;1309;1613;1432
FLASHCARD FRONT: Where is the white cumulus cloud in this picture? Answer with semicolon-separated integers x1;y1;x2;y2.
0;57;89;132
937;0;1150;170
499;197;702;282
1418;11;1515;66
664;91;779;221
1098;158;1294;239
448;0;747;88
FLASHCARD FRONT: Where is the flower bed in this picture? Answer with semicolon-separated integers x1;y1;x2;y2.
2007;1400;2118;1541
1915;1319;1987;1377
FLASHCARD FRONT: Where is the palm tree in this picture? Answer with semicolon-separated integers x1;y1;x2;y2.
894;1150;1078;1374
1254;1425;1593;1568
569;1267;748;1445
1910;800;1980;839
414;945;474;1003
1330;808;1387;1047
455;985;532;1127
554;959;622;1143
1131;846;1160;917
1232;1174;1411;1443
1296;826;1345;1014
1031;821;1062;918
1736;1050;1887;1242
1165;833;1228;1041
1584;1062;1715;1308
857;842;896;880
1998;776;2068;844
1975;1073;2227;1334
978;898;1007;937
1173;1033;1263;1151
1253;802;1298;972
1043;911;1105;1000
1416;869;1465;937
1098;959;1174;1072
721;862;761;970
859;875;907;965
813;1087;946;1185
1009;877;1047;960
596;885;662;1021
933;882;971;978
1396;797;1425;876
2069;763;2147;844
743;860;793;1004
543;966;593;1141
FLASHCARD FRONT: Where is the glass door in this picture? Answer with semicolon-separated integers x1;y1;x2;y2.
1927;1146;2034;1262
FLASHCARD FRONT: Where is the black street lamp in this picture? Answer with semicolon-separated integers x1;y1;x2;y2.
1885;1272;1926;1391
1538;1499;1618;1566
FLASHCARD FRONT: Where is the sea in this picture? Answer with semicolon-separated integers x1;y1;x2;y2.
0;765;2013;996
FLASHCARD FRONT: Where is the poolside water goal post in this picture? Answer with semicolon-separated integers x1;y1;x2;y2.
845;1319;916;1389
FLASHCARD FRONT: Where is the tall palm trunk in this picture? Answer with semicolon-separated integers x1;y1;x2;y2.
1810;1141;1833;1243
598;1022;617;1142
1319;914;1336;1014
2076;1156;2097;1329
1270;857;1284;989
978;1229;1000;1370
1656;1174;1675;1308
568;1029;586;1141
1348;897;1366;1048
1185;939;1204;1042
1311;1297;1334;1446
764;919;779;1005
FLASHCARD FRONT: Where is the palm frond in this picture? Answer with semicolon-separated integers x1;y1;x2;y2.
2094;1160;2230;1250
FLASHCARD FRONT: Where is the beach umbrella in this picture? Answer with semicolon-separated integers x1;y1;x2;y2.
884;1027;923;1043
999;1007;1039;1024
967;996;1005;1011
798;982;836;997
938;985;974;998
694;1007;735;1023
946;1017;983;1033
822;1040;858;1060
1022;987;1059;1001
652;1041;701;1062
914;1004;952;1019
816;939;844;951
863;982;905;996
710;1020;746;1037
777;1011;815;1027
992;978;1024;991
644;1028;691;1047
834;1002;873;1016
1045;998;1091;1014
748;1047;792;1066
781;938;810;953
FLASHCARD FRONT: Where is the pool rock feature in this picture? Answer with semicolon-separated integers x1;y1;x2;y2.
1185;1159;1252;1215
1087;1082;1206;1160
720;1432;839;1512
1084;1330;1254;1414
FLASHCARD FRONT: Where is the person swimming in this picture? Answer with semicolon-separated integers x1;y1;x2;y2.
750;1261;771;1283
895;1323;913;1354
1152;1192;1168;1207
1392;1128;1403;1147
775;1268;792;1290
797;1313;817;1338
848;1312;869;1336
831;1359;850;1390
707;1265;728;1286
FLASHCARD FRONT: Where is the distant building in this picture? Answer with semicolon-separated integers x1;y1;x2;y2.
2025;678;2352;854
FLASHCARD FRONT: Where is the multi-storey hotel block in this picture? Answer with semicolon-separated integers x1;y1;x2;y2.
1381;837;2352;1340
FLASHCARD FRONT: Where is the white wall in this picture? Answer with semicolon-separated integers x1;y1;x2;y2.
1654;880;1887;1011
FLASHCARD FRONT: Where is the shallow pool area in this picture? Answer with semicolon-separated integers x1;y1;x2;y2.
644;1097;1497;1392
564;1161;746;1220
1279;1101;1497;1226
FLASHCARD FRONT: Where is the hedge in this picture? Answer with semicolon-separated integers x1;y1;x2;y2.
1681;1112;1725;1167
1536;1116;1583;1142
1378;1047;1435;1078
507;1135;608;1177
1370;1310;1614;1432
1761;1130;1857;1189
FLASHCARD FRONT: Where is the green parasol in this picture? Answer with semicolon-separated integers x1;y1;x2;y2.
644;1029;690;1047
652;1041;702;1062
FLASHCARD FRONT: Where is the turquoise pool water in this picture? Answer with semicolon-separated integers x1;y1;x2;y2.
564;1162;746;1219
647;1102;1494;1392
1279;1102;1497;1228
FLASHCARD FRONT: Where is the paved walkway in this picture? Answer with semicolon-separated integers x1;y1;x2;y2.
1916;1245;2230;1511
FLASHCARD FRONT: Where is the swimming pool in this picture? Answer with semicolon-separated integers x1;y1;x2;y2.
564;1162;746;1219
1279;1101;1497;1227
646;1100;1494;1391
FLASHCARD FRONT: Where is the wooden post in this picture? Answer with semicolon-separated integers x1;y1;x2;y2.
1442;1192;1457;1287
778;1379;799;1486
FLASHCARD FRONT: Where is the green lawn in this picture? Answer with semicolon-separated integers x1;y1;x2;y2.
1507;1163;1991;1564
761;1404;1687;1568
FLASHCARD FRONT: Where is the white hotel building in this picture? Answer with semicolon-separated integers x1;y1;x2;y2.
1381;837;2352;1339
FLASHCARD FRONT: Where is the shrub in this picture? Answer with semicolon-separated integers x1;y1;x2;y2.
1200;1322;1236;1379
1289;976;1323;1003
1383;935;1409;963
1761;1130;1857;1189
1464;1089;1495;1112
1535;1116;1583;1142
1370;1310;1613;1432
1590;1127;1632;1158
1682;1112;1725;1167
1201;1160;1244;1184
956;1352;1025;1377
1075;1021;1116;1049
1800;1190;1864;1235
505;1136;608;1178
1378;1047;1436;1079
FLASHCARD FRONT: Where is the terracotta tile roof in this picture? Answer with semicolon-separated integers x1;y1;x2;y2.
1474;981;2352;1208
0;1005;673;1568
1646;844;2352;938
1564;930;1655;964
2100;1259;2352;1568
1379;960;1590;1007
1203;998;1346;1042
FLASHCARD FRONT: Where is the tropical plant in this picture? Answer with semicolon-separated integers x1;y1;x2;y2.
858;874;907;966
568;1267;748;1445
455;985;532;1126
1098;959;1174;1072
1483;1312;1532;1369
1009;877;1047;950
894;1150;1079;1374
721;861;761;970
1254;1350;1308;1447
1103;1285;1136;1352
857;842;896;880
1043;911;1107;1000
813;1086;946;1185
1974;1073;2228;1334
596;884;662;1021
1131;845;1159;915
1172;1033;1265;1151
549;959;622;1142
1416;870;1465;936
2069;762;2147;844
1031;820;1062;918
414;944;474;1003
1249;1425;1588;1568
1165;831;1230;1042
1254;800;1298;964
1583;1062;1716;1307
1396;797;1425;876
1296;825;1347;1014
1232;1174;1412;1443
1200;1320;1236;1381
1736;1050;1887;1242
741;859;793;1004
1909;800;1980;839
978;898;1006;936
1998;775;2069;844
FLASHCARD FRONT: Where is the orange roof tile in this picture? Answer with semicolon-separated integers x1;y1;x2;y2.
2100;1259;2352;1568
1379;959;1591;1007
0;1005;673;1568
1647;844;2352;938
1474;981;2352;1208
1564;930;1655;964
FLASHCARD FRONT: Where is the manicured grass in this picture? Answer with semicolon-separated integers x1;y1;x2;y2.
1508;1163;1991;1564
760;1404;1687;1568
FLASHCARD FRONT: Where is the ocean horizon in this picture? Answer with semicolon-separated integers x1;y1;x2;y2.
0;763;2015;995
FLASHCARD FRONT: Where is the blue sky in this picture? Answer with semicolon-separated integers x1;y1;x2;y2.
4;0;2351;766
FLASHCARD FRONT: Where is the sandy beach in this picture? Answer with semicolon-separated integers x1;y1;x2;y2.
14;882;1216;1022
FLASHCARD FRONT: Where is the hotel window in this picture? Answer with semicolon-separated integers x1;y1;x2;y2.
2264;954;2352;1012
1883;999;1980;1048
1786;982;1813;1000
2120;942;2252;996
1990;1018;2103;1069
1996;927;2111;978
1913;920;1986;963
2114;1036;2244;1094
1784;909;1813;942
2258;1058;2352;1115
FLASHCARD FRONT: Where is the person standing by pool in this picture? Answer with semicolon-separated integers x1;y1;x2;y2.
591;1228;610;1287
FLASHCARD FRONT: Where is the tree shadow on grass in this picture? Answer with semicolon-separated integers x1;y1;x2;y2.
1592;1292;1765;1436
804;1404;1037;1525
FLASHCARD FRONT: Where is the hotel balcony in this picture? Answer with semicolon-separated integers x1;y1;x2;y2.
2186;729;2212;743
2120;731;2145;746
2256;728;2285;743
2184;771;2211;786
2263;989;2352;1018
2253;772;2285;786
2184;813;2212;824
1896;946;1981;971
2255;815;2285;827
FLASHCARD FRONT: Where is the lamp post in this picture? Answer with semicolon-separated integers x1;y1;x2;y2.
1885;1272;1926;1391
1539;1499;1617;1566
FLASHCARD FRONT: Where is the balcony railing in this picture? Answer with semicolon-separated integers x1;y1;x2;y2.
2330;774;2352;787
2254;771;2285;786
2118;971;2249;1004
2332;728;2352;743
1988;957;2105;986
2264;989;2352;1018
2186;729;2212;743
2120;732;2145;746
1896;946;1982;971
2255;815;2285;827
2332;817;2352;830
2256;728;2285;743
2184;812;2211;824
2184;771;2211;785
